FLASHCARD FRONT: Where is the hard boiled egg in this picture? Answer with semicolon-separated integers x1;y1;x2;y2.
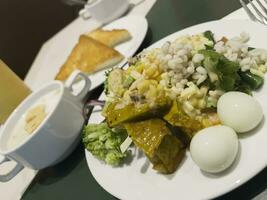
190;125;238;173
217;92;263;133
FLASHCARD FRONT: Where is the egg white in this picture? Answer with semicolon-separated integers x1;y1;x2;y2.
217;92;263;133
190;125;239;173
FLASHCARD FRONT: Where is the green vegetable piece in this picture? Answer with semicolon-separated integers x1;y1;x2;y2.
82;123;129;166
203;30;215;43
105;150;126;166
200;49;241;91
219;74;237;91
215;56;240;74
239;71;264;90
202;56;219;82
248;47;255;51
204;44;214;50
234;82;252;95
123;76;135;88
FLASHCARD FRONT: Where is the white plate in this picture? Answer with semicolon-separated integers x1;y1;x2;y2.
85;19;267;200
28;15;148;90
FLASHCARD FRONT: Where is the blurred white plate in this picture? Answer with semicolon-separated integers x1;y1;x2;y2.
85;19;267;200
28;15;147;91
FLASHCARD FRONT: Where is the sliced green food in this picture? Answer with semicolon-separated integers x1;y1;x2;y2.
105;95;172;127
124;118;185;174
164;100;203;140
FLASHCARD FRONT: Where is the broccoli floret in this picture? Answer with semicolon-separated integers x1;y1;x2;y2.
82;123;129;166
105;150;126;166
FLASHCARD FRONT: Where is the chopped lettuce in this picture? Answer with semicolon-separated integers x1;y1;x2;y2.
200;49;240;91
203;30;215;50
234;81;252;95
83;123;129;166
200;48;265;94
203;30;215;43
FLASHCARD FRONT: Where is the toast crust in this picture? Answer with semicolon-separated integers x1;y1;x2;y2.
55;35;124;81
86;29;132;47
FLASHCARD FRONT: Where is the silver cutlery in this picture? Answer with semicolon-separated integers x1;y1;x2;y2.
240;0;267;24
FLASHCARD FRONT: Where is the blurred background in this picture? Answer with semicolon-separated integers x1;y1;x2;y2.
0;0;241;80
0;0;81;79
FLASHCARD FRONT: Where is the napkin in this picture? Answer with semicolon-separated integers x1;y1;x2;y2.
0;1;157;200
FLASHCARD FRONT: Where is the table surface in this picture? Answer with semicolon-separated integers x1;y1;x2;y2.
22;0;267;199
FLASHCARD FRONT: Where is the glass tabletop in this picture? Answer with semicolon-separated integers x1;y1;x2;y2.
22;0;267;199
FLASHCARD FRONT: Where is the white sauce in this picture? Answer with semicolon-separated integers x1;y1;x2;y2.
7;89;60;149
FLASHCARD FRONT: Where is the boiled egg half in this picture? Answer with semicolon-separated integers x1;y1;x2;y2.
190;125;238;173
217;92;263;133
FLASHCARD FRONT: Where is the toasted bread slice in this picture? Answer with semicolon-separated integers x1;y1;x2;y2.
86;29;132;47
55;35;124;81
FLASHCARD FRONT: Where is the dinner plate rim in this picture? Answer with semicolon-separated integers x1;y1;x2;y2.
84;19;267;200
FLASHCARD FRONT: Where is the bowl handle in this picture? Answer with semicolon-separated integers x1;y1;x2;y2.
64;70;92;103
0;156;24;182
